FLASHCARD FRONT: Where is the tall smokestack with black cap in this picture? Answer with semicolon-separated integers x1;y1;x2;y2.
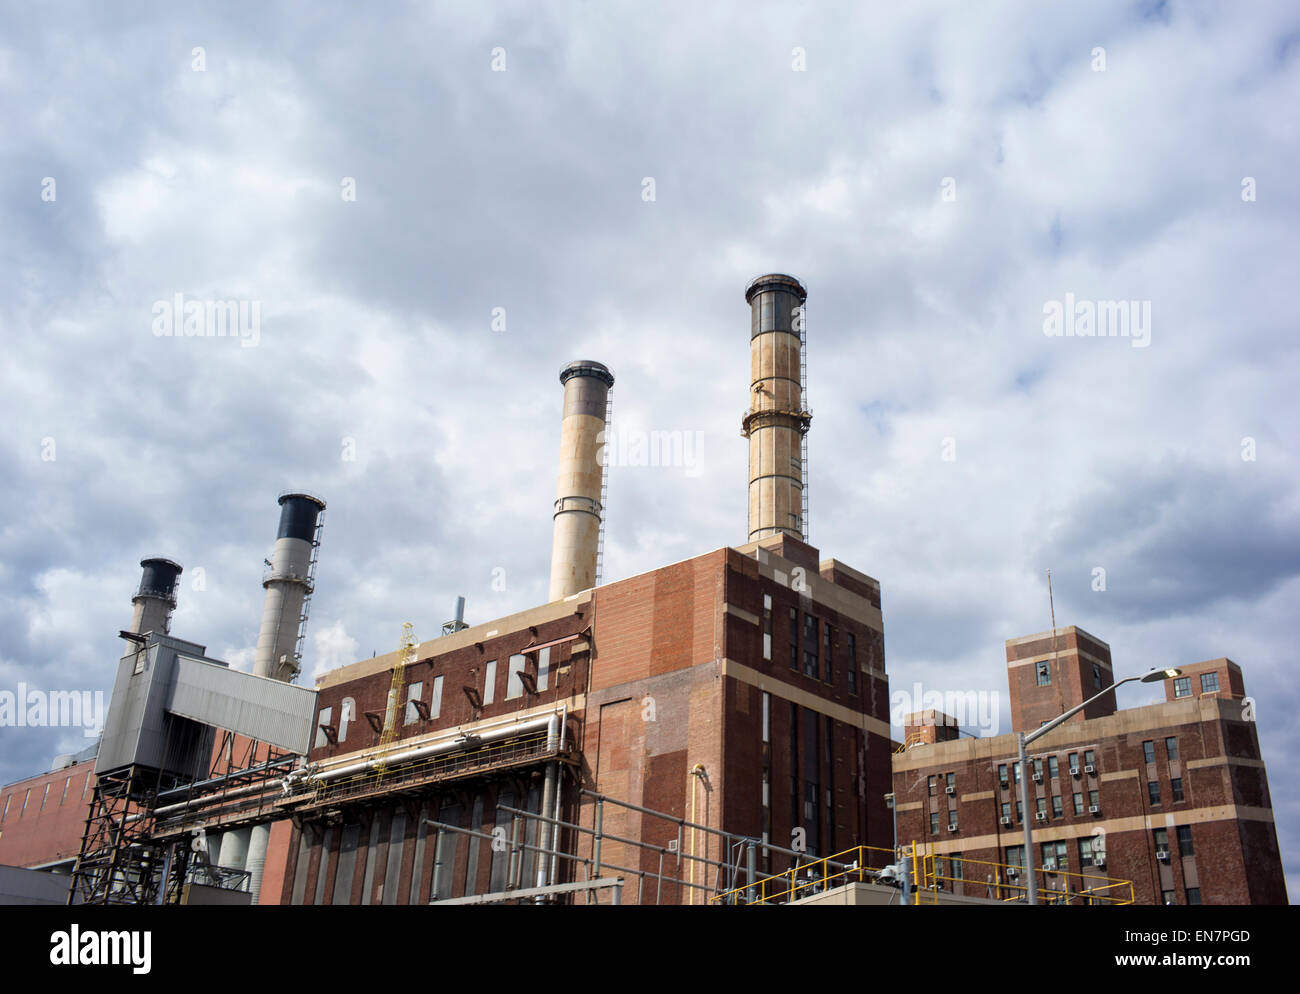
548;360;614;601
743;274;811;542
128;557;183;637
253;492;325;682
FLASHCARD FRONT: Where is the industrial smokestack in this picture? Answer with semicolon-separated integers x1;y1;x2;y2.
548;360;614;601
128;557;183;637
742;274;810;542
253;492;325;683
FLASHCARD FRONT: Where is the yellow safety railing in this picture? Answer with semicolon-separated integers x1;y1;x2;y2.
710;840;1135;906
710;844;898;905
912;842;1134;905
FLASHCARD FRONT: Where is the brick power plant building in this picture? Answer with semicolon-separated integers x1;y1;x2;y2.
892;628;1288;905
0;274;1288;905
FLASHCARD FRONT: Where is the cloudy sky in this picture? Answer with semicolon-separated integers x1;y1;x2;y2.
1;1;1296;897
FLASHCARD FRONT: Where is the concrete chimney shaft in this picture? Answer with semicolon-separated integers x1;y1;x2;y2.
128;557;183;637
253;492;324;682
548;361;614;601
743;274;810;542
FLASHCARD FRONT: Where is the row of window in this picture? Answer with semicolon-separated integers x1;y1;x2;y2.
996;749;1100;789
772;598;858;695
0;771;92;822
1173;672;1220;698
315;648;553;749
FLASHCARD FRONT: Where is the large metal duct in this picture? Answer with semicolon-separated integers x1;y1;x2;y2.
128;557;182;637
742;274;810;542
253;492;325;683
548;361;614;601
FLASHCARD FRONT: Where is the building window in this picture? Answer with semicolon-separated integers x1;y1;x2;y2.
1048;756;1059;779
1078;836;1096;867
762;594;773;661
1068;752;1078;771
928;775;937;796
1093;663;1102;689
1015;801;1023;821
1001;801;1011;820
947;810;957;831
1073;792;1084;815
1088;789;1099;809
1035;797;1046;818
1051;795;1063;818
1040;840;1067;871
404;681;424;725
1177;825;1194;857
847;633;858;694
1173;676;1191;698
952;854;963;880
998;763;1008;787
1162;890;1176;905
761;692;770;744
1142;740;1155;764
945;772;956;792
789;608;799;671
40;783;50;810
1154;827;1169;854
1186;887;1201;905
1084;749;1096;769
823;624;833;683
482;660;497;705
506;654;528;700
803;615;819;677
537;647;550;691
1036;661;1051;686
315;706;334;749
1;794;9;821
1013;761;1021;784
61;776;71;805
1200;672;1220;695
1165;736;1179;761
1032;758;1043;779
429;675;443;719
1171;777;1184;802
1004;845;1024;869
930;812;939;835
1147;781;1161;805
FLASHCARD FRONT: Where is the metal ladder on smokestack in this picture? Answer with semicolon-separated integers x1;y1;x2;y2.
799;298;810;543
290;509;325;681
595;391;612;586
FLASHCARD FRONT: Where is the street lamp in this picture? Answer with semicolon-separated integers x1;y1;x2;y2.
1019;666;1180;905
884;792;908;904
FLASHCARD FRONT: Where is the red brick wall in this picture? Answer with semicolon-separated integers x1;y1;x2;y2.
0;760;96;867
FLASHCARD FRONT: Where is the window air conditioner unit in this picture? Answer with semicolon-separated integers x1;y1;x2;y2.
1084;764;1096;774
1094;856;1106;868
1069;766;1081;777
1088;805;1100;814
948;823;958;832
1042;859;1057;871
1005;867;1019;879
999;779;1009;789
1000;816;1012;826
1034;811;1047;822
1032;772;1042;783
945;785;956;794
1156;849;1170;862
